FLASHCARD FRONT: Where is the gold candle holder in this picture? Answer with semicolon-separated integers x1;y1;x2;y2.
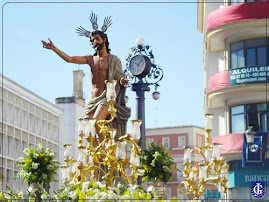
61;80;142;188
179;113;229;200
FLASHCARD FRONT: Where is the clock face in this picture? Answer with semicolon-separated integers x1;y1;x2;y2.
130;55;146;76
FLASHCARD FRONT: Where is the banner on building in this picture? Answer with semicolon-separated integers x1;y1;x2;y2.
242;132;266;168
230;66;269;86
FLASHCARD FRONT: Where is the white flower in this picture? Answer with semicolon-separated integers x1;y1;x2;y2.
117;182;123;189
105;190;117;199
32;162;39;169
82;181;89;191
152;151;160;158
28;187;33;193
96;181;105;188
45;148;50;154
16;191;23;199
36;143;43;150
33;153;39;158
137;168;145;176
17;157;24;162
129;185;138;191
23;148;30;155
69;191;77;199
4;193;10;200
25;173;31;178
18;170;26;177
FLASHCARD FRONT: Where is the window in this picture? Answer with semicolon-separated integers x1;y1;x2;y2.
230;103;268;133
230;38;267;69
177;163;184;181
178;136;185;148
198;136;202;147
162;137;170;148
231;105;245;133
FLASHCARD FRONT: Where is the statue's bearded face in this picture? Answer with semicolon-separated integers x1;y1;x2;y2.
90;34;106;51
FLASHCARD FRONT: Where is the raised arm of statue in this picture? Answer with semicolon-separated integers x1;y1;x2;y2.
41;38;90;64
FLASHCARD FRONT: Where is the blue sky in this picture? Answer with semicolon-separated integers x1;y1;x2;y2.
1;0;204;129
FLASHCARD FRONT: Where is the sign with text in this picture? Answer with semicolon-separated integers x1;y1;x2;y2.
229;169;269;188
230;66;269;86
205;189;221;199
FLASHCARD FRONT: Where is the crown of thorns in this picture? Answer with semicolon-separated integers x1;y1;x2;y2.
76;12;112;38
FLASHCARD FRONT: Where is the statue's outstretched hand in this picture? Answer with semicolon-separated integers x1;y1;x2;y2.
41;38;55;50
120;77;129;88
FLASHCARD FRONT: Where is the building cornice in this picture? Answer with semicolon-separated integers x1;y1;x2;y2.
206;83;269;108
206;19;267;51
146;125;203;131
1;74;63;116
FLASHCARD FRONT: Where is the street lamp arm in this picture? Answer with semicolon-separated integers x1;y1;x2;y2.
144;64;164;86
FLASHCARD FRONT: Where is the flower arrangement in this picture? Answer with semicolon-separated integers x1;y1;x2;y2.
0;180;152;201
53;180;152;201
139;142;176;184
16;143;60;186
0;143;182;201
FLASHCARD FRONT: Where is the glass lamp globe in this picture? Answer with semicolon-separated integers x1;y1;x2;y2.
136;37;145;46
245;126;255;143
152;91;160;100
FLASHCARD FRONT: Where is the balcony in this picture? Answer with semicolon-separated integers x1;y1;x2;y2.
207;69;269;108
206;1;269;51
212;132;269;155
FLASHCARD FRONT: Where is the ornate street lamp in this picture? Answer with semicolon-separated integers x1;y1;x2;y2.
245;126;255;144
124;38;164;153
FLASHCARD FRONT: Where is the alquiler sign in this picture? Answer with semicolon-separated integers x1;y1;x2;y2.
230;66;269;85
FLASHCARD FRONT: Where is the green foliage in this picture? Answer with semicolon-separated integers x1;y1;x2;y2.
16;143;60;186
139;141;176;184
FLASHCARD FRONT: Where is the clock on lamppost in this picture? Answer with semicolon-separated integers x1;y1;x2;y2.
129;54;151;78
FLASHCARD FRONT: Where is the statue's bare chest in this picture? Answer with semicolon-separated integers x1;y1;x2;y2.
91;56;109;84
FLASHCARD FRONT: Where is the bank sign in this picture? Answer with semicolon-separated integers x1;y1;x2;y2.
230;66;269;86
229;169;269;188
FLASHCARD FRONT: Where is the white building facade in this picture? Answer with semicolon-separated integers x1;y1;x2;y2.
0;74;63;192
198;0;269;200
